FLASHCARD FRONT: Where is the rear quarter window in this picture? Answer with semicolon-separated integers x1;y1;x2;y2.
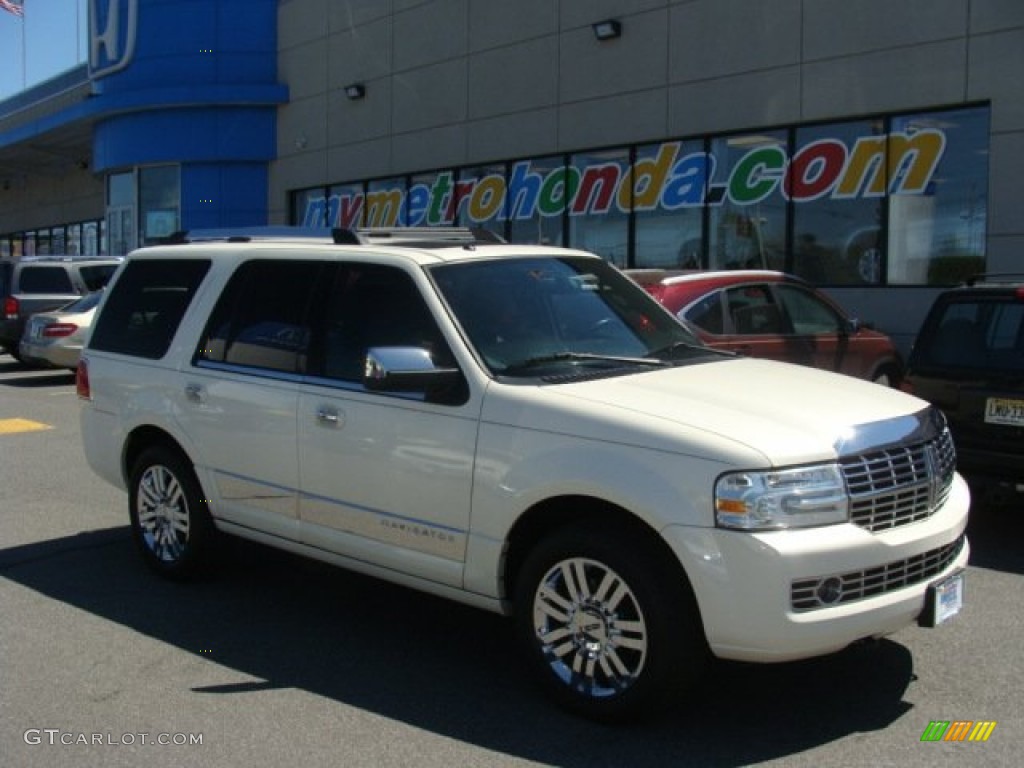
17;266;74;293
79;264;120;291
89;259;211;359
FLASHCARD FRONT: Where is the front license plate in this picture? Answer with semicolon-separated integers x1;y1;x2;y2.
985;397;1024;426
920;570;964;627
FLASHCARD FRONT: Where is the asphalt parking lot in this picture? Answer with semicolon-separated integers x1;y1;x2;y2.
1;352;1021;768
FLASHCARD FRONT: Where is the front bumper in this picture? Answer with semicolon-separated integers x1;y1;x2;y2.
664;472;971;662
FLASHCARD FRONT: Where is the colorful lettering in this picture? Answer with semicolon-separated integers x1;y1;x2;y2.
304;129;948;228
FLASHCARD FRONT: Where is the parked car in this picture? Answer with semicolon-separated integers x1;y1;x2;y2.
628;269;903;385
901;273;1024;503
18;289;104;370
78;227;967;722
1;256;122;362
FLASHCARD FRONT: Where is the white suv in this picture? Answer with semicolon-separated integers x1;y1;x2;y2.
78;228;969;721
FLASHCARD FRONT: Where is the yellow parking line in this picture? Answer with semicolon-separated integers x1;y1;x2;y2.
0;418;53;434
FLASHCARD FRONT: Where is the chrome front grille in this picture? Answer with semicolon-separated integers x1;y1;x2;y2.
791;534;966;612
840;427;956;532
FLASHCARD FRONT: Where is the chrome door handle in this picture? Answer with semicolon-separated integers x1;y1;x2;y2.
184;383;204;402
316;406;343;427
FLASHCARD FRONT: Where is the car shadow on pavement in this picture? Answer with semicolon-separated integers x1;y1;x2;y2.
0;372;76;388
0;526;921;766
965;497;1024;575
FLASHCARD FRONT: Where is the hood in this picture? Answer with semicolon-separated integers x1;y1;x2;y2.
491;357;929;467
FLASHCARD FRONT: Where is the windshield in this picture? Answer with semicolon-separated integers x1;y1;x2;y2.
430;255;712;377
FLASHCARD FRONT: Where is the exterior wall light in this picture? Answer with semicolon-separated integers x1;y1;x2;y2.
592;19;622;41
344;83;366;100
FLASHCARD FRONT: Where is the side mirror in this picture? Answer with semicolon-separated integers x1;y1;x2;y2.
363;346;466;403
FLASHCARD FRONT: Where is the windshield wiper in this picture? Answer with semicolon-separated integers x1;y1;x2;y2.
505;352;670;372
646;340;724;361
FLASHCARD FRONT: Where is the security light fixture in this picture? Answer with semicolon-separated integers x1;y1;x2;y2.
592;19;622;41
344;83;366;100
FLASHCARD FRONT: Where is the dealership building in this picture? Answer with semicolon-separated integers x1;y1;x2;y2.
1;0;1021;351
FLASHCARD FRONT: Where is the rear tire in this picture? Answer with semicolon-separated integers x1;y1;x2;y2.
129;446;216;580
514;521;708;722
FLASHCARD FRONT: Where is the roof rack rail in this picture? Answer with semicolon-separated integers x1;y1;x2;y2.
964;272;1024;287
162;226;505;246
340;226;504;245
162;227;337;244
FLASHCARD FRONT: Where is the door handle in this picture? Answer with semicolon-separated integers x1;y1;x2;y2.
184;383;204;402
316;406;343;427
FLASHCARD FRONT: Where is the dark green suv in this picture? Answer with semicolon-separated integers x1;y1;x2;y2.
902;274;1024;502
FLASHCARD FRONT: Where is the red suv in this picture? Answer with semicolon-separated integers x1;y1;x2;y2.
630;269;903;385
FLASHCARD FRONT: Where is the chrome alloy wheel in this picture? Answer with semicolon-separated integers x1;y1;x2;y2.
135;464;190;563
532;557;648;698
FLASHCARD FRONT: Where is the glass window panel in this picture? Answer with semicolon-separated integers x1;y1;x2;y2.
634;140;707;269
407;170;456;227
568;149;629;267
792;120;885;285
293;186;332;227
324;182;365;229
508;156;565;246
453;165;506;233
888;107;989;285
108;172;134;208
67;223;82;256
365;177;407;227
708;131;787;271
139;165;180;246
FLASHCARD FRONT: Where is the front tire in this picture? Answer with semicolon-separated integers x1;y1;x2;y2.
129;446;216;580
514;521;708;722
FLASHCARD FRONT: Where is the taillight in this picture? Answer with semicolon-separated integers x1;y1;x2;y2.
42;323;78;338
76;358;91;399
1016;286;1024;301
2;295;17;319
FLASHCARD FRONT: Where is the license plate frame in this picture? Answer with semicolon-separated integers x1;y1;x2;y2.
984;397;1024;427
919;569;965;627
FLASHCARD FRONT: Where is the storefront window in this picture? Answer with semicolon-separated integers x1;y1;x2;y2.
294;186;330;227
83;222;99;255
708;131;787;271
454;165;506;233
791;120;885;285
887;107;989;285
634;140;706;269
508;155;565;246
365;177;407;227
568;149;629;267
139;165;180;245
67;224;82;256
325;182;364;229
408;170;455;227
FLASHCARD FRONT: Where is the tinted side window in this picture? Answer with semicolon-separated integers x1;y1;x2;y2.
317;264;450;381
684;291;725;334
90;259;211;359
724;285;787;334
18;266;74;293
197;260;326;375
775;285;841;334
79;264;120;291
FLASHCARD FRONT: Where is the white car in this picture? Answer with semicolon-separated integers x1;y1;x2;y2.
77;228;969;721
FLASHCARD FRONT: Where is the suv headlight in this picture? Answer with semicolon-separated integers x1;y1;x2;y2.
715;464;849;530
